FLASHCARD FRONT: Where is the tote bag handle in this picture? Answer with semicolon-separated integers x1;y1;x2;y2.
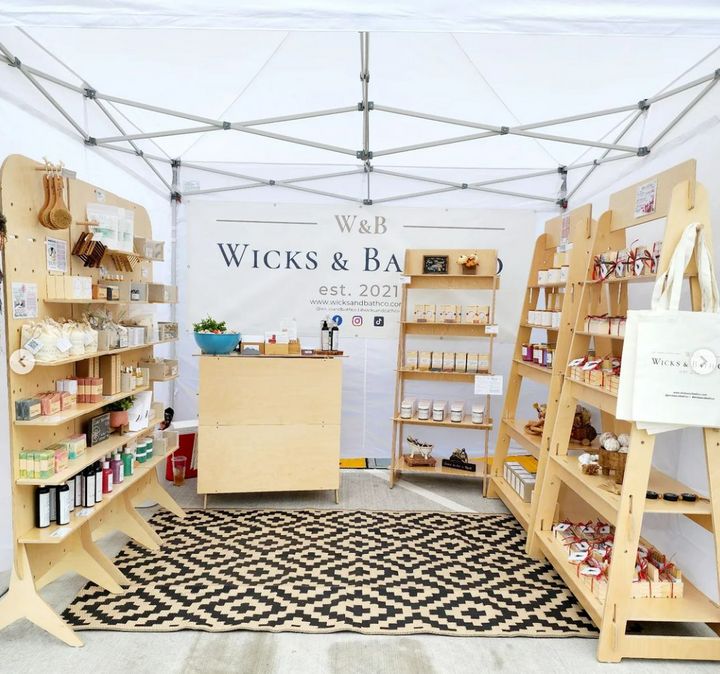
651;223;720;313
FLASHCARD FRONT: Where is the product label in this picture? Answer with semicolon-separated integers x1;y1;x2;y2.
24;337;43;355
56;337;73;354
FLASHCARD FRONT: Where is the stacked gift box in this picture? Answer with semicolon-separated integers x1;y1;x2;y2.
503;461;536;502
19;435;87;479
551;520;684;600
592;241;662;281
568;355;621;393
405;351;490;373
413;304;490;324
583;314;627;338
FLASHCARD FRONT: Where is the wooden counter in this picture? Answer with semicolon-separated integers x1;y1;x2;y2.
197;354;342;503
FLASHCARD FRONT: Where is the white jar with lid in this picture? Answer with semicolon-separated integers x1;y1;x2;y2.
450;401;464;423
432;400;447;422
417;400;432;420
400;398;416;419
471;404;485;424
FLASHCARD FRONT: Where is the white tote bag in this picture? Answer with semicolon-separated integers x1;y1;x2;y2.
616;222;720;432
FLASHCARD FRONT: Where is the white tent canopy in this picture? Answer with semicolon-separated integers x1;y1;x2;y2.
0;9;718;207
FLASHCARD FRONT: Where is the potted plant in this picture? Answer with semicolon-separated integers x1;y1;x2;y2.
193;315;241;354
105;396;135;428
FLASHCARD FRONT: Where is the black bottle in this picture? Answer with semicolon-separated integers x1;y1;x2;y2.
94;461;103;503
83;466;95;508
36;486;50;528
56;483;71;525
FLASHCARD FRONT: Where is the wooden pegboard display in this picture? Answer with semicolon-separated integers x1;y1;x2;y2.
0;154;184;647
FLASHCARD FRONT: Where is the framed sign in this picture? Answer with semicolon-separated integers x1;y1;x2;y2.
422;255;449;274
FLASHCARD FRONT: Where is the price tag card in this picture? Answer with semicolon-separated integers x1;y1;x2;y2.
485;324;499;335
474;375;503;396
78;508;94;517
399;275;411;285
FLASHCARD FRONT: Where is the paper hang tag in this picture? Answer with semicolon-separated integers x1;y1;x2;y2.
598;525;611;535
581;566;602;577
56;337;73;354
474;375;503;396
24;337;43;355
83;332;94;346
568;551;588;563
399;275;411;285
575;541;590;551
485;324;499;335
553;523;571;532
568;357;585;367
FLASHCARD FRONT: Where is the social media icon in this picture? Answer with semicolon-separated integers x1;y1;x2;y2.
352;315;363;327
374;316;385;327
332;314;343;326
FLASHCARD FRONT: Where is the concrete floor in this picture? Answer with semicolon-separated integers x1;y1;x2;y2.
0;469;718;673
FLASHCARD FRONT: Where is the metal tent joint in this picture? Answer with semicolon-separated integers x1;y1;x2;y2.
10;56;20;67
356;150;373;160
269;179;276;185
637;146;651;157
715;68;720;79
222;121;231;130
84;137;97;146
363;198;373;205
637;98;650;111
171;158;181;168
357;101;374;111
170;191;182;203
83;87;97;100
500;126;510;135
556;198;568;208
557;165;567;175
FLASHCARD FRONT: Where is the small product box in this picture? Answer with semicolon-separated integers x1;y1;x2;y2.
547;268;562;284
418;351;432;371
61;434;87;460
157;322;179;341
466;353;479;373
413;304;426;322
405;350;418;370
442;352;455;372
430;352;443;371
148;283;178;303
432;400;447;422
454;352;467;372
450;401;464;423
424;304;436;323
538;269;549;286
139;358;178;380
65;275;92;300
439;304;460;323
417;400;432;421
476;354;490;372
464;305;490;324
400;398;416;419
15;398;42;421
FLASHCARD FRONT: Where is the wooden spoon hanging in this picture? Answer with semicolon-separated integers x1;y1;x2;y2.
48;175;72;230
38;174;52;227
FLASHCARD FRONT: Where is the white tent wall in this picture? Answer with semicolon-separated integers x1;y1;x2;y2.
0;62;174;579
175;164;554;464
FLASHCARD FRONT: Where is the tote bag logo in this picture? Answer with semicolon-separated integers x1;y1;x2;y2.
690;348;718;375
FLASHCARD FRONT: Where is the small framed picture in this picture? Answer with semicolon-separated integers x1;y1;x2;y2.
423;255;449;275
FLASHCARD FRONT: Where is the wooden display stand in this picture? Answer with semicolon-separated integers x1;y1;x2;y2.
530;160;720;662
197;354;342;504
0;155;184;646
487;207;597;529
390;249;498;490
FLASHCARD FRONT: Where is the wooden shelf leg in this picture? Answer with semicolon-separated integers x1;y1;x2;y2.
98;493;163;552
134;468;185;519
596;426;654;663
704;428;720;602
334;489;339;504
0;545;83;647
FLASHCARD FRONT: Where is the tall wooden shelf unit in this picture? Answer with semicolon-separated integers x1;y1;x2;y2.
0;155;184;647
390;249;498;489
530;160;720;662
487;207;596;529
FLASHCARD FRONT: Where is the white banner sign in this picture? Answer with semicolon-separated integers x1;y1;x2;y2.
185;202;534;342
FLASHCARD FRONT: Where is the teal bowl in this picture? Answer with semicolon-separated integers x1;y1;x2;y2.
194;332;240;355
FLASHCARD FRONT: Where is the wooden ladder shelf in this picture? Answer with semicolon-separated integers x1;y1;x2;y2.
529;159;720;662
487;206;597;529
390;249;499;489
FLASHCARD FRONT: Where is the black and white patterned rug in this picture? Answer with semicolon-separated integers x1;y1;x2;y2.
63;509;597;636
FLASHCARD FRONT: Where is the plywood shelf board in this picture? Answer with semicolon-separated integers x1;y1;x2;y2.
16;417;158;486
18;452;166;544
32;339;178;367
14;386;150;427
392;415;492;430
